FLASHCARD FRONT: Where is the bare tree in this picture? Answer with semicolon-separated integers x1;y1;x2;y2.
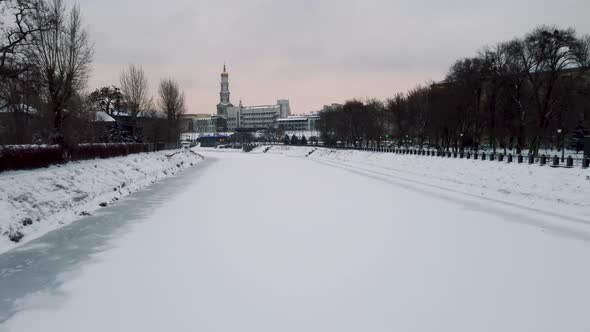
158;78;185;142
519;26;588;155
120;64;151;120
0;0;46;76
28;0;93;143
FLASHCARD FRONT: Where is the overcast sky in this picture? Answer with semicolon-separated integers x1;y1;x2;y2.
72;0;590;114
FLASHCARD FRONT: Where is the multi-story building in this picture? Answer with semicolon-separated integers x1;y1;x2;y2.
276;116;309;131
321;103;343;112
276;112;321;136
215;65;291;131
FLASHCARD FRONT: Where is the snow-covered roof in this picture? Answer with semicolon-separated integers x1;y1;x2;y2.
276;116;308;122
95;111;116;122
243;105;280;111
197;132;233;138
0;104;38;114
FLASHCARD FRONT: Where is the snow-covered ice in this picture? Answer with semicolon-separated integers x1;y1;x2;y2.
1;147;589;331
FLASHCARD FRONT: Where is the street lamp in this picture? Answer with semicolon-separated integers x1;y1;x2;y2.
557;128;565;162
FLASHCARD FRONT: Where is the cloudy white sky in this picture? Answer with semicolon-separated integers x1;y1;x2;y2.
73;0;590;114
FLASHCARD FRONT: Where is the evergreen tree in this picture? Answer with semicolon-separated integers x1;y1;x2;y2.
570;121;587;152
283;135;290;145
301;135;307;145
291;134;299;145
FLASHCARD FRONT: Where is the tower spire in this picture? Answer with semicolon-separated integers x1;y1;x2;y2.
217;62;231;116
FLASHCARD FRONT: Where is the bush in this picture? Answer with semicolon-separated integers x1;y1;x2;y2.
0;145;64;172
0;143;159;172
71;143;150;161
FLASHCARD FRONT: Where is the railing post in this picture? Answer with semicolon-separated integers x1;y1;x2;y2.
552;155;559;166
507;154;513;163
566;156;573;168
481;152;486;160
540;155;547;166
528;155;534;164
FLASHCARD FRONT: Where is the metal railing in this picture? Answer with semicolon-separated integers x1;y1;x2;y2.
321;145;590;169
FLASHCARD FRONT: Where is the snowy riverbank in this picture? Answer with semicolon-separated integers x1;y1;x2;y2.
0;149;204;254
254;145;590;221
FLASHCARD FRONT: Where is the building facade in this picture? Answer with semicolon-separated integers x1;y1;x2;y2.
215;65;290;131
276;112;321;133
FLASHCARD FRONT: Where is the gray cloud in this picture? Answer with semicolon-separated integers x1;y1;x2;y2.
73;0;590;114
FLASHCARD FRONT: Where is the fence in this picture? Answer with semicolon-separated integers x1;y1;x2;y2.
320;145;590;169
0;142;181;172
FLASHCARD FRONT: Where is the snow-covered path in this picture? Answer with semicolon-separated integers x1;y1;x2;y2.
1;149;590;331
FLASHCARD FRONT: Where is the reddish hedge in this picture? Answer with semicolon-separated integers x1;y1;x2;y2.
0;143;178;172
71;143;150;161
0;145;64;171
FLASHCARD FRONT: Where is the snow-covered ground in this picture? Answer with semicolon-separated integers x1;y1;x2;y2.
255;145;590;221
0;149;204;254
1;148;590;331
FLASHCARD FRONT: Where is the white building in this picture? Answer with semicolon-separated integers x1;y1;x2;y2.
276;112;320;132
276;116;309;131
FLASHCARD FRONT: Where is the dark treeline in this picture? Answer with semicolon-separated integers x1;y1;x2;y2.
320;25;590;156
0;0;185;147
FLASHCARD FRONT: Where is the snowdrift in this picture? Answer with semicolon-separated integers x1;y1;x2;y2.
0;149;204;253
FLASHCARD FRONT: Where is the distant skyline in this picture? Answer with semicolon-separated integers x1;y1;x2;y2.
73;0;590;114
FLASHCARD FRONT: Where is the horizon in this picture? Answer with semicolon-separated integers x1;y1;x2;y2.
74;0;590;114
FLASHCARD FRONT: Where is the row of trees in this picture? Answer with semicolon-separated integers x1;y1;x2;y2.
320;26;590;155
0;0;186;145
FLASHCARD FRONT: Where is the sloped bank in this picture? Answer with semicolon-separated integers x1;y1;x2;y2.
0;149;204;254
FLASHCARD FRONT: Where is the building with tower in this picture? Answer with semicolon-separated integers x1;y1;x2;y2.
215;64;291;131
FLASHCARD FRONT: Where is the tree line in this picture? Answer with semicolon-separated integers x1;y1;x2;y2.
0;0;186;146
320;25;590;156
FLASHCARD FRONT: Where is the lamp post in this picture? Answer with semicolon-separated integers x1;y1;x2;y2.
460;133;464;152
557;128;564;162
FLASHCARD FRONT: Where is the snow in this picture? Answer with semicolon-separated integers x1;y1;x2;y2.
1;147;590;331
0;149;204;254
255;145;590;220
94;111;116;122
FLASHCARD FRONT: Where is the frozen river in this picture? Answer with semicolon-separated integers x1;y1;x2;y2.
1;150;589;331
